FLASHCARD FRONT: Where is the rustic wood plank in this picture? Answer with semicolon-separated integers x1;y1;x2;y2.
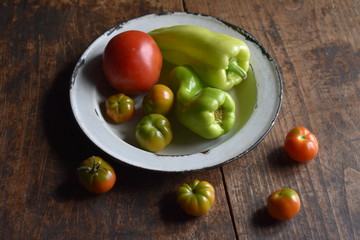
186;0;360;239
0;1;239;239
1;0;359;239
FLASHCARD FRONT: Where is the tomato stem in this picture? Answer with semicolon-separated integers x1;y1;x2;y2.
77;166;92;172
77;156;108;174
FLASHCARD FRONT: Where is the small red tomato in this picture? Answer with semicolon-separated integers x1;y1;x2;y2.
267;188;301;221
102;30;162;95
142;84;174;115
284;127;319;162
77;156;116;194
105;93;135;123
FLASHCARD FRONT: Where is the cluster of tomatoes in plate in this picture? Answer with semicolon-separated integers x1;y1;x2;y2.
103;30;176;153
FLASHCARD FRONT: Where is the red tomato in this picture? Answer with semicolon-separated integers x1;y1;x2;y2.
284;127;319;162
77;156;116;194
142;84;174;115
102;30;162;95
267;188;301;221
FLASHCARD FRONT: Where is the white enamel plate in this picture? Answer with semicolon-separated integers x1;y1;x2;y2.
70;12;282;172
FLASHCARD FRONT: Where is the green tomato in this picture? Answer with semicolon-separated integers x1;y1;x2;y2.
105;93;135;123
176;180;215;216
135;113;173;152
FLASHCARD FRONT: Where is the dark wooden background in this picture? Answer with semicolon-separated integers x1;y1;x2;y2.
1;0;359;239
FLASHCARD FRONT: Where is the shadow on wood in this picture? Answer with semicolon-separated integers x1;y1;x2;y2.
43;62;109;201
159;191;196;223
43;61;101;165
266;146;299;171
251;206;283;228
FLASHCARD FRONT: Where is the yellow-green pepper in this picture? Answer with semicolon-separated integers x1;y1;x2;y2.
149;25;250;90
169;66;236;139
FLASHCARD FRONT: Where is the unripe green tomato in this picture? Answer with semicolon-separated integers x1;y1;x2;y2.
135;113;173;152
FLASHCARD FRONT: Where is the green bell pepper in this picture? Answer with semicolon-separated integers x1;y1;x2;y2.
169;66;236;139
149;25;250;90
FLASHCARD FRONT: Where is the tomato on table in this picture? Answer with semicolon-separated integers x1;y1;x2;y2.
266;188;301;221
77;156;116;194
105;93;135;123
176;180;215;216
284;127;319;162
102;30;162;95
142;84;174;115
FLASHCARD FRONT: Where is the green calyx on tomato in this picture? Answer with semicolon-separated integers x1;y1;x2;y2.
266;188;301;221
105;93;135;123
272;188;296;198
176;180;215;216
77;156;116;194
135;113;173;152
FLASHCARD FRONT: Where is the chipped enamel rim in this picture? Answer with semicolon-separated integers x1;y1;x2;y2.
70;12;282;172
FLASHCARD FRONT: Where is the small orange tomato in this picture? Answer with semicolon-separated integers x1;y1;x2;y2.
105;93;135;123
176;180;215;216
142;84;174;115
267;188;301;221
284;127;319;162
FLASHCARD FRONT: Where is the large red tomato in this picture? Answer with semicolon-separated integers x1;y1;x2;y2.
102;30;162;95
284;127;319;162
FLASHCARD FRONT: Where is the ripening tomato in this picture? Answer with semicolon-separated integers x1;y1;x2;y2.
284;127;319;162
176;180;215;216
102;30;162;95
267;188;301;221
135;114;173;152
105;93;135;123
142;84;174;115
77;156;116;194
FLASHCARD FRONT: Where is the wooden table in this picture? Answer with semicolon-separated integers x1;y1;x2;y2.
1;0;359;239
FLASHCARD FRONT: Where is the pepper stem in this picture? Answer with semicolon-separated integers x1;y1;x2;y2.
227;58;247;79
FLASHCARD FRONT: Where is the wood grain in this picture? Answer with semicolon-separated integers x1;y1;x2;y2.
185;0;360;239
1;0;359;239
